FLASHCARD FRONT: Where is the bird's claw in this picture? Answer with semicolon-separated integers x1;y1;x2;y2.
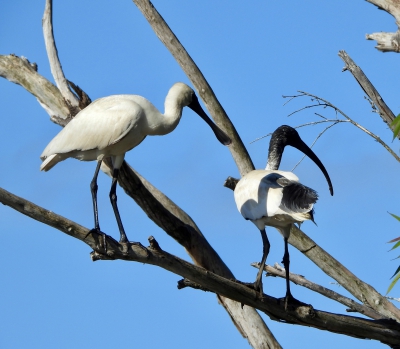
281;292;308;310
85;227;109;253
236;280;264;298
119;240;150;258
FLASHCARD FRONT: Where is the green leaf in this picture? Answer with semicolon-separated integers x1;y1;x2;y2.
391;115;400;140
389;240;400;251
391;265;400;279
386;271;400;294
388;212;400;222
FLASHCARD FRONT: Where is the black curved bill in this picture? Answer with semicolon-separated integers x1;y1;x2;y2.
188;95;232;146
293;139;334;196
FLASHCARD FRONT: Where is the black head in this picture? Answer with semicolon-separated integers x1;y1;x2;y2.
269;125;334;196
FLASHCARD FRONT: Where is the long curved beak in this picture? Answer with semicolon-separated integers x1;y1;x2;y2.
188;96;232;146
293;140;334;196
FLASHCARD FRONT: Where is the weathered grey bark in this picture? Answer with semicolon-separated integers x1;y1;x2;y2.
42;0;79;107
366;0;400;52
338;50;398;134
0;54;70;125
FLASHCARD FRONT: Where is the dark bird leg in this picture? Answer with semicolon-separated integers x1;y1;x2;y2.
254;228;270;295
110;168;129;244
91;160;102;231
282;236;305;309
85;160;107;251
282;236;293;309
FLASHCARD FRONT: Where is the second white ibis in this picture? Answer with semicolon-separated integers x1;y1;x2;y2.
234;125;333;307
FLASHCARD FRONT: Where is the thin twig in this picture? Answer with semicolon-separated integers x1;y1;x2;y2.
297;91;400;163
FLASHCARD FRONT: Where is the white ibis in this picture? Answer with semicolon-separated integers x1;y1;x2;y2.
40;82;231;244
234;125;333;306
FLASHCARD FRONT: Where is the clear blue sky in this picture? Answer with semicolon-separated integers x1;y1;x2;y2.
1;1;399;348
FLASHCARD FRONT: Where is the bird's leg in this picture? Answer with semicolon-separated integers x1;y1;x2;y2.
86;160;108;251
254;228;270;296
281;237;305;309
282;237;292;308
90;160;102;231
110;168;129;244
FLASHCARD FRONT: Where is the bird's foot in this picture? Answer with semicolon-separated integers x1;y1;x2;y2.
236;280;265;298
281;292;308;310
85;227;109;254
118;239;149;258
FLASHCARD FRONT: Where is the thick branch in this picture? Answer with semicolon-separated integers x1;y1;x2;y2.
0;54;70;125
1;186;400;346
338;50;398;134
42;0;79;108
366;0;400;52
132;0;254;177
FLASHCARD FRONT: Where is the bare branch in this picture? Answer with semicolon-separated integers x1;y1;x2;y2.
1;185;399;346
0;54;71;125
132;0;254;177
338;50;398;135
365;0;400;52
254;263;384;320
42;0;79;108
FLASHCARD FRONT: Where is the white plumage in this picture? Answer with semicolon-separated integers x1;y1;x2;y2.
234;125;333;307
40;82;231;244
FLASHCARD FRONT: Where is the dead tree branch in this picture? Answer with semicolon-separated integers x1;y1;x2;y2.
365;0;400;52
338;50;398;136
0;185;400;347
42;0;79;109
0;54;71;125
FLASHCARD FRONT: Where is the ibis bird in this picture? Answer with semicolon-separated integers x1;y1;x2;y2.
234;125;333;306
40;82;231;245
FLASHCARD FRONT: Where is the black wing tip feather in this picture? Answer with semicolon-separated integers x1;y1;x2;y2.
280;182;318;211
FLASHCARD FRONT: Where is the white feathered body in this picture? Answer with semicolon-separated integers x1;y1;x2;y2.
40;94;183;171
234;169;317;238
